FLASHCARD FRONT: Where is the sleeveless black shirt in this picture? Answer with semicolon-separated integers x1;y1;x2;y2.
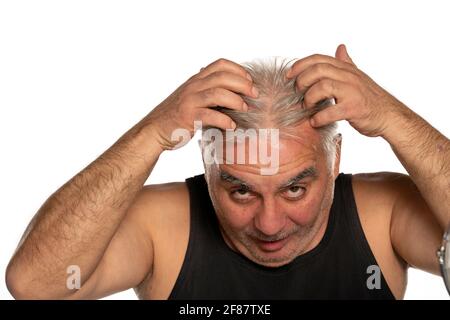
168;173;395;299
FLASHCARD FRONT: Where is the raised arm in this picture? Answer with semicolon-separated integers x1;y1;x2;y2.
286;44;449;276
6;57;255;299
5;118;163;299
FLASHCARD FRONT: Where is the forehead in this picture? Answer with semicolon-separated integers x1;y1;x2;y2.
210;121;326;182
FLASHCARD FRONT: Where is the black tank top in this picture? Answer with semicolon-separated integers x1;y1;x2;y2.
168;173;395;299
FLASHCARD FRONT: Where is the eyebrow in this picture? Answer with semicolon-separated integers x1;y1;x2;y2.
279;166;318;188
220;171;253;189
219;166;318;191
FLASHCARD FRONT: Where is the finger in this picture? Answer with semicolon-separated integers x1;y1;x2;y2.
302;79;349;109
294;63;355;95
335;44;356;66
310;103;347;127
286;54;354;79
193;87;248;112
198;58;253;82
197;108;236;130
197;71;258;98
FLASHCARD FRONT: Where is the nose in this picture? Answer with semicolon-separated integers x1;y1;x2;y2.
254;198;287;237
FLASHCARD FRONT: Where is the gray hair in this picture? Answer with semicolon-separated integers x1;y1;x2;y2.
210;57;339;168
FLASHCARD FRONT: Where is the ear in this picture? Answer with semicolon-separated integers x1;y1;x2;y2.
333;134;342;179
335;44;356;66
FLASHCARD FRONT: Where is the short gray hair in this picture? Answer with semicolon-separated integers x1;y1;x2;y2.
211;57;339;166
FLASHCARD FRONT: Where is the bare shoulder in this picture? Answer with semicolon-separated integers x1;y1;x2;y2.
66;180;191;300
351;172;413;211
351;171;419;223
132;181;191;299
352;171;412;192
138;181;189;212
135;181;190;237
350;171;413;252
351;172;410;299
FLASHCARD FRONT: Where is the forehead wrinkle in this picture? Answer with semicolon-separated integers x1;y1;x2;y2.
217;129;321;168
217;149;318;180
269;151;318;175
219;140;319;174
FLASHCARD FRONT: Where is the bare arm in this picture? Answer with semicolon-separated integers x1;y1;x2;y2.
6;117;163;299
286;44;449;275
6;58;254;299
388;172;443;274
382;106;450;229
286;45;449;227
383;108;449;274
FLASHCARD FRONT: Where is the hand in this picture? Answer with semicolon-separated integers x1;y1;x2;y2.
146;58;258;150
286;44;409;137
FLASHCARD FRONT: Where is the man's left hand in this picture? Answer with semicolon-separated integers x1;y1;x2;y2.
286;44;409;138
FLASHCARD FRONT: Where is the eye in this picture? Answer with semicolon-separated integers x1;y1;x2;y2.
231;187;253;201
284;185;306;199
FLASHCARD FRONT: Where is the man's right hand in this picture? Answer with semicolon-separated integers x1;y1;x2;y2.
5;57;258;300
146;58;259;151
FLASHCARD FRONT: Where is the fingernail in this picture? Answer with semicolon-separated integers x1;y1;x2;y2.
242;102;248;111
251;86;259;97
231;121;236;129
246;73;253;81
310;118;316;126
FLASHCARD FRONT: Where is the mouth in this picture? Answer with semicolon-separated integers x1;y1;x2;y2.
254;235;290;252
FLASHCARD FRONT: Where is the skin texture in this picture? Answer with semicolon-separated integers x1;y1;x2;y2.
5;46;449;300
204;121;339;268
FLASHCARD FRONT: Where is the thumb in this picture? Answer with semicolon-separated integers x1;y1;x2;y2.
335;44;355;66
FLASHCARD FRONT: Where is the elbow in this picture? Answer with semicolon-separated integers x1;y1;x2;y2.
6;260;79;300
5;261;33;300
5;259;56;300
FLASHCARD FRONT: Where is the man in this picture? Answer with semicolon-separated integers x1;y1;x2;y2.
6;44;449;299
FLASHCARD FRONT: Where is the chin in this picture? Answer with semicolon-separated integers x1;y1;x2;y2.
246;249;298;268
253;256;296;268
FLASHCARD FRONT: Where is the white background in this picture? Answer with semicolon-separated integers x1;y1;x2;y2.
0;0;449;300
